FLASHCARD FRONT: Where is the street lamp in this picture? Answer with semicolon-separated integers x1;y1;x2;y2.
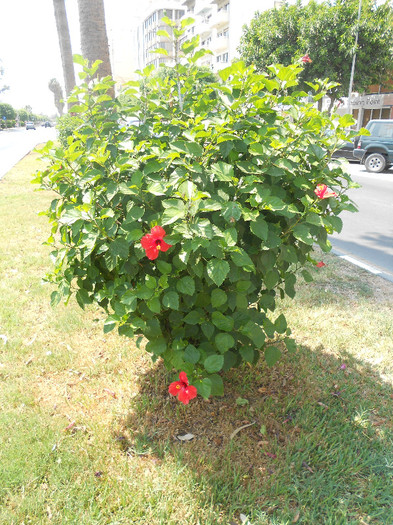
347;0;362;116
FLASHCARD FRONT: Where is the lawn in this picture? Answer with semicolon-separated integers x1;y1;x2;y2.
0;151;392;524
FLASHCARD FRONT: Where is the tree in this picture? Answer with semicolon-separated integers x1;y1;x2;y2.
52;0;76;109
49;78;65;116
77;0;113;95
239;0;393;108
0;60;9;94
0;103;16;120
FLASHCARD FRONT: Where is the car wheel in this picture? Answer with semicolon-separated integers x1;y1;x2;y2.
365;153;386;173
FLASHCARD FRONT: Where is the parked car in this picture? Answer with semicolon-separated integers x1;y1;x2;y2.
43;121;51;128
332;139;358;161
26;121;36;130
353;119;393;172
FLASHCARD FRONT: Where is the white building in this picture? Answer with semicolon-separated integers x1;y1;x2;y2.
137;0;282;72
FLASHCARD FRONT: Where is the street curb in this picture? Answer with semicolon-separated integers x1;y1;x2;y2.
332;248;393;284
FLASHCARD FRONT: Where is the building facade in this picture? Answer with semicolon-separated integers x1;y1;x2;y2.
138;0;281;72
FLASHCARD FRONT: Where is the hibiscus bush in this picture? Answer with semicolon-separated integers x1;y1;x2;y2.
34;31;358;401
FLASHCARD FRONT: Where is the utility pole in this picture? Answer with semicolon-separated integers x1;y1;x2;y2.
347;0;362;116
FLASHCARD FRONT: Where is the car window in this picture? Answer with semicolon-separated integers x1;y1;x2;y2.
368;121;393;138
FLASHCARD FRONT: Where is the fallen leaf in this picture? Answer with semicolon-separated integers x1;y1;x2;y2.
25;356;34;366
176;433;195;441
265;452;277;459
103;388;117;398
302;461;314;473
64;421;76;432
292;511;300;523
0;334;8;345
229;421;256;440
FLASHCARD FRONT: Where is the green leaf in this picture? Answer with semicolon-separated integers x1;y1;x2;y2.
301;269;313;283
176;276;195;296
50;291;61;307
162;291;179;310
264;346;282;366
118;325;134;338
264;269;280;290
195;378;212;399
184;310;204;324
76;288;92;310
222;201;242;222
109;237;129;258
211;311;234;332
241;321;265;348
230;249;255;271
211;161;234;181
184;344;200;364
240;346;255;363
121;290;137;310
204;354;224;374
275;313;287;334
206;259;230;287
156;260;172;274
147;296;161;314
215;333;235;353
280;245;298;264
211;288;227;308
250;217;268;240
293;223;314;245
284;337;297;353
146;337;167;355
161;200;186;225
201;322;215;339
104;315;117;333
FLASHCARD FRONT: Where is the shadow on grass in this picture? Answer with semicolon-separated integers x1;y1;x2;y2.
117;343;393;524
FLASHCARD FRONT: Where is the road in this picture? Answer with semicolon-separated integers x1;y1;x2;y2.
0;127;56;179
330;162;393;280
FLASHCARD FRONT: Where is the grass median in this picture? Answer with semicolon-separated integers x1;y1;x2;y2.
1;150;393;524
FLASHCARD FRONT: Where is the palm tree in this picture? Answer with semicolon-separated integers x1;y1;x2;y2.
52;0;76;109
49;78;65;116
77;0;113;92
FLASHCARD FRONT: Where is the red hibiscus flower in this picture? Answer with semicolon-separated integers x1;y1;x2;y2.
314;184;337;199
301;54;312;63
140;226;171;260
168;372;198;405
316;261;326;268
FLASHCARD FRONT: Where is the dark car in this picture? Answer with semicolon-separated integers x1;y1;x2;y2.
331;139;357;161
43;121;51;128
26;121;36;130
353;119;393;172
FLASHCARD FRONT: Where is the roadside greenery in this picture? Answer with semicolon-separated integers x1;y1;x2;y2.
239;0;393;109
34;23;360;401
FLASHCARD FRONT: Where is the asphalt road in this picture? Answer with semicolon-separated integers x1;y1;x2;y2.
0;126;56;179
330;161;393;280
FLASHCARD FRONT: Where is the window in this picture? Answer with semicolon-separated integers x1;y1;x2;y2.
222;52;228;62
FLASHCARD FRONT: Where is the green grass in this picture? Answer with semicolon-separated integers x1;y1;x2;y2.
0;151;393;524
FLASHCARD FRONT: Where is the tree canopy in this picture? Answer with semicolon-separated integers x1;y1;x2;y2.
238;0;393;104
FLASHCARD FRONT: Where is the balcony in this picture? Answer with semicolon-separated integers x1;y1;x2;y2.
211;35;229;53
210;8;229;28
194;0;213;15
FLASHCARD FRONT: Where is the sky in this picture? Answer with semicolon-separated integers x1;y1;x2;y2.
0;0;149;116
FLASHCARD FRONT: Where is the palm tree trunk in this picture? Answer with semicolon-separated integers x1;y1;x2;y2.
52;0;76;109
77;0;113;94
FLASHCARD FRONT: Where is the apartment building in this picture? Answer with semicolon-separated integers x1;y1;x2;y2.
141;3;186;69
139;0;282;71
